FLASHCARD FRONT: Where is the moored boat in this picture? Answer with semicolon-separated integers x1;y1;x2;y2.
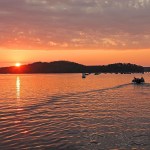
82;73;86;78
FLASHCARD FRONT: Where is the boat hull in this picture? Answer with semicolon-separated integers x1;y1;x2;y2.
132;78;145;84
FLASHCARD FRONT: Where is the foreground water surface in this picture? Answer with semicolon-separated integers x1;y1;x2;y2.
0;74;150;150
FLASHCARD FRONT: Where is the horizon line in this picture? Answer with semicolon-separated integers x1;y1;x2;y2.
0;60;148;68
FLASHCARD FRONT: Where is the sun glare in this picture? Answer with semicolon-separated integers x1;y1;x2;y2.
15;63;21;67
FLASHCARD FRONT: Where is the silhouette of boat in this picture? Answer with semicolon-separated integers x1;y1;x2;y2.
132;77;145;84
94;72;101;75
82;73;91;78
82;73;86;78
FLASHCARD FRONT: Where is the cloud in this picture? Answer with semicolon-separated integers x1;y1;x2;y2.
0;0;150;50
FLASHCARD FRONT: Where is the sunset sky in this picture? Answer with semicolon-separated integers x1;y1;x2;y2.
0;0;150;67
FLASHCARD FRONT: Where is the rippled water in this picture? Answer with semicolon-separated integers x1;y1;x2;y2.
0;74;150;150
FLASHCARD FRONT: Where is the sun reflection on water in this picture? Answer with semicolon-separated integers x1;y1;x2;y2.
16;76;20;100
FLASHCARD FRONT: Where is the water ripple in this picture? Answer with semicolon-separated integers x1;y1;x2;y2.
0;74;150;149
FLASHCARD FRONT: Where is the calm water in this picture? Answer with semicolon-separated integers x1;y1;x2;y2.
0;74;150;150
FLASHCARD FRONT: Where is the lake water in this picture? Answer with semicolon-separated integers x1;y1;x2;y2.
0;74;150;150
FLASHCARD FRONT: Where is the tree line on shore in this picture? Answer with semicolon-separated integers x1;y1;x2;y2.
0;61;144;74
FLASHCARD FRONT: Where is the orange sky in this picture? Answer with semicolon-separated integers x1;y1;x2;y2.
0;1;150;67
0;49;150;67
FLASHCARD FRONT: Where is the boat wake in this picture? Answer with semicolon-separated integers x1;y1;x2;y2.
140;82;150;86
80;83;132;94
13;82;150;113
21;83;133;111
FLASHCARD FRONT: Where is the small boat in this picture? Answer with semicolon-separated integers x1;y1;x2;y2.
94;72;101;75
132;77;145;84
85;73;90;75
82;73;86;79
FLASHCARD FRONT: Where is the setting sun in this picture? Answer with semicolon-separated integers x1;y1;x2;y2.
15;63;21;67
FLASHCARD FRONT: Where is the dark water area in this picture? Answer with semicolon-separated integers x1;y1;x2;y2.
0;74;150;150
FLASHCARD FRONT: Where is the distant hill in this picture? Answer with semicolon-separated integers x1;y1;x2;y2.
0;61;144;74
144;67;150;72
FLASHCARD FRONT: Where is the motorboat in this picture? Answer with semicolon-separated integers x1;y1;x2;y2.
132;77;145;84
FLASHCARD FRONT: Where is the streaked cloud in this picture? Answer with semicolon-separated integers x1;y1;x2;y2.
0;0;150;50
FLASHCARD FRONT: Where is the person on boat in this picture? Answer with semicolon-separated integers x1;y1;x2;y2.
133;77;136;82
132;77;145;83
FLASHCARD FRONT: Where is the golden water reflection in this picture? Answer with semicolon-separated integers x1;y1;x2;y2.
16;76;20;100
0;74;150;149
